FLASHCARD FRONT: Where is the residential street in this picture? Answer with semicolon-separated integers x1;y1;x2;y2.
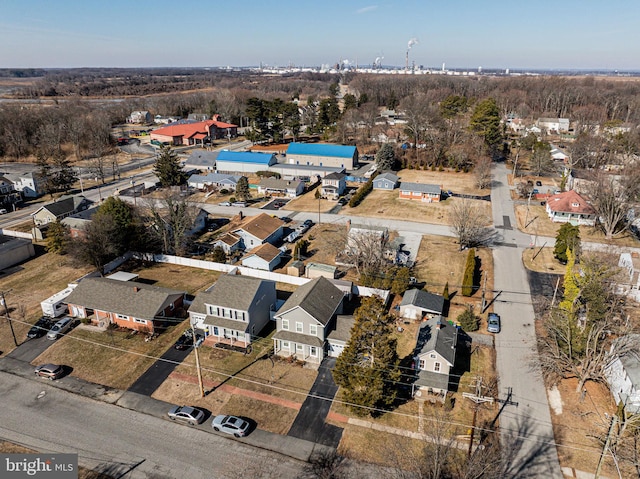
490;162;562;478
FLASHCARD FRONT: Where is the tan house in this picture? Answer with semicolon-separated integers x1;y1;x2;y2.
32;195;93;226
305;262;337;279
189;275;277;350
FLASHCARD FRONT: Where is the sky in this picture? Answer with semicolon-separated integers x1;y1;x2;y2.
1;0;639;70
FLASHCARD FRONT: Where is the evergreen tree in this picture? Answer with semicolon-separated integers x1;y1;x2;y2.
235;176;251;201
210;246;227;263
51;155;78;192
442;281;449;301
153;145;185;186
559;248;579;315
554;223;581;263
469;97;502;152
375;143;396;171
96;196;137;253
457;307;478;331
45;220;69;254
332;296;401;416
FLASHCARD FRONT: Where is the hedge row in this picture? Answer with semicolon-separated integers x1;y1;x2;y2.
348;172;378;207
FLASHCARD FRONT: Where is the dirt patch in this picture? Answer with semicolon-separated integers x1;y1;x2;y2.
549;378;619;478
522;247;565;274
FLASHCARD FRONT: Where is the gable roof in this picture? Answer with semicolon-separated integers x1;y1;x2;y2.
323;172;347;181
547;190;596;215
399;182;441;194
235;213;284;241
400;289;444;315
286;142;357;158
217;150;276;164
415;317;458;366
190;274;273;312
65;277;184;319
276;277;342;326
214;232;241;247
243;242;282;262
35;196;92;218
258;177;304;190
186;150;219;165
188;173;240;185
153;119;237;139
375;172;399;183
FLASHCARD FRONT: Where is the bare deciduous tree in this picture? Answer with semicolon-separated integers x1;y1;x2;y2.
587;172;633;239
143;192;200;255
474;157;493;189
448;199;490;250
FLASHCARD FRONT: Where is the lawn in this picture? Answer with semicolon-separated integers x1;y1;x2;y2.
34;323;187;390
0;251;94;357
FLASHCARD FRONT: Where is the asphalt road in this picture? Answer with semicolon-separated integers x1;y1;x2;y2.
490;162;563;478
0;369;307;479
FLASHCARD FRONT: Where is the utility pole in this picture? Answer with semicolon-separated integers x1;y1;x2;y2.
595;415;617;479
462;377;494;458
550;276;561;308
0;290;18;347
191;324;205;398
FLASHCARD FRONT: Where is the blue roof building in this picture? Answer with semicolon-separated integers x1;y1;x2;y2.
286;143;358;170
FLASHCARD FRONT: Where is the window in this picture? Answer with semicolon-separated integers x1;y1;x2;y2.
419;359;425;370
282;319;289;330
116;314;129;321
296;344;304;352
434;362;441;372
296;322;303;333
309;324;318;336
133;318;147;324
282;341;290;349
310;346;318;357
429;353;436;359
213;326;219;336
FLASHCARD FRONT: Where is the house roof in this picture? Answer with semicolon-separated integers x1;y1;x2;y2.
611;335;640;386
327;315;355;343
153;119;237;139
286;142;357;158
323;172;347;181
235;213;283;241
258;177;304;191
546;190;596;215
65;277;184;319
375;172;399;183
415;369;451;391
214;232;241;247
400;289;445;315
306;262;337;274
188;173;240;185
60;206;98;229
276;277;342;326
217;150;275;164
415;317;459;366
399;182;441;195
34;196;92;218
185;150;219;166
243;242;282;262
190;274;274;313
272;329;324;347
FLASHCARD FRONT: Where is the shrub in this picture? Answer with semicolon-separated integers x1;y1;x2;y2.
349;173;377;207
438;164;444;172
461;248;476;297
220;188;229;195
229;196;236;203
457;308;479;331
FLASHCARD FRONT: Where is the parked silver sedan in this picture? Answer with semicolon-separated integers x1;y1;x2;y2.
167;405;205;426
34;363;65;380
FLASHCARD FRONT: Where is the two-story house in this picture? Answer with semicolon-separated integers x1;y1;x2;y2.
232;213;284;250
273;277;343;365
189;274;277;349
320;172;347;200
412;317;461;402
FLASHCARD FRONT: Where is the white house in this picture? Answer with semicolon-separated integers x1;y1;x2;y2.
545;190;597;226
536;117;570;134
605;335;640;413
257;178;305;198
618;252;640;302
241;243;283;271
399;289;445;320
232;213;284;249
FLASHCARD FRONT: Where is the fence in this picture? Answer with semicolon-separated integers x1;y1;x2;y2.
0;229;33;240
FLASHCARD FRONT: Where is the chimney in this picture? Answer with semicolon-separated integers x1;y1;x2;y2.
133;286;140;293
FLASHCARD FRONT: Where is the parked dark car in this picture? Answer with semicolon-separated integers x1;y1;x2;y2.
174;330;204;350
27;316;54;339
535;180;542;187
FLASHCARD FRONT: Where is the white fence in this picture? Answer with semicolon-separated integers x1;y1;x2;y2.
131;252;310;286
0;229;33;239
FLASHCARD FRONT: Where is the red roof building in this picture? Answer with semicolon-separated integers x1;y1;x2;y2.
545;190;597;226
150;115;237;146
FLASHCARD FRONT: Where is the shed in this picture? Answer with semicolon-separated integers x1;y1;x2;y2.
306;262;337;279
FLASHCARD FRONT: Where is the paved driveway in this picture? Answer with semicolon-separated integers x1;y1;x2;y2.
287;357;343;448
127;342;192;396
